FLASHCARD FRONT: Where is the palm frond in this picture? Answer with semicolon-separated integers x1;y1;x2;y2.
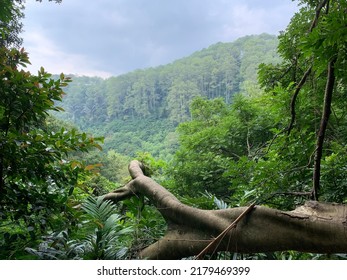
81;196;118;225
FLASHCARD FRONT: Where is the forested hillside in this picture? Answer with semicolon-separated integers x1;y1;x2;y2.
55;34;280;158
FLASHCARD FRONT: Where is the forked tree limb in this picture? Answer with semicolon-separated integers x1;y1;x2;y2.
103;160;347;259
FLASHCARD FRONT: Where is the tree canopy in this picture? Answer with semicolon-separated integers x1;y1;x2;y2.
53;34;279;124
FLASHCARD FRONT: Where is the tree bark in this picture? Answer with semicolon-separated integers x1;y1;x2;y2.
104;160;347;260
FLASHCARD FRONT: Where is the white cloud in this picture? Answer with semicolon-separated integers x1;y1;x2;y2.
206;1;298;41
23;31;112;78
21;0;299;77
219;4;275;40
231;5;267;35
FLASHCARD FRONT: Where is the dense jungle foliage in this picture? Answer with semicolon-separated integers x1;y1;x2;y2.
1;0;346;260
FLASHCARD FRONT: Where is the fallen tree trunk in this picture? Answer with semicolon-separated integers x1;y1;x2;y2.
103;160;347;259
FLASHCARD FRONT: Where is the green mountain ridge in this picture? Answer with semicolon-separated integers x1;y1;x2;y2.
55;33;280;159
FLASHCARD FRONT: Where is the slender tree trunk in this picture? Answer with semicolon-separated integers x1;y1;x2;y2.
312;57;337;200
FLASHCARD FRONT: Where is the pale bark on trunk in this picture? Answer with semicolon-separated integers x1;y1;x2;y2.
103;160;347;260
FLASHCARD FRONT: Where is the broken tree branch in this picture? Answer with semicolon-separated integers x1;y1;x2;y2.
102;160;347;259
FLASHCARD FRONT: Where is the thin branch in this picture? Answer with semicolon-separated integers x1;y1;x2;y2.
287;66;312;135
246;127;251;157
279;65;293;81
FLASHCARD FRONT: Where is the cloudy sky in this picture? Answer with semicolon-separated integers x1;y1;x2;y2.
22;0;299;78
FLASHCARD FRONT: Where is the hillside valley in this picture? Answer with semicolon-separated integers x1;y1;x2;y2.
54;33;280;161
